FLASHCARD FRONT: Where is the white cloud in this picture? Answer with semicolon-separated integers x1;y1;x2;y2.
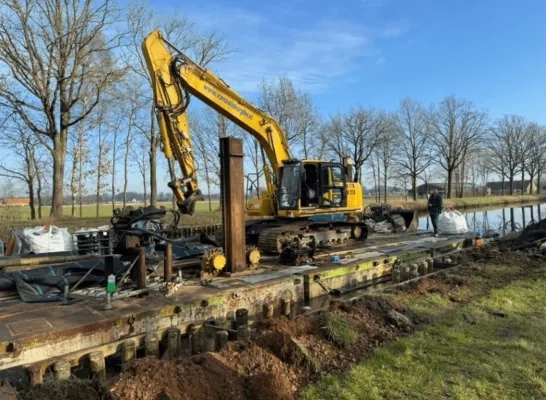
184;7;407;94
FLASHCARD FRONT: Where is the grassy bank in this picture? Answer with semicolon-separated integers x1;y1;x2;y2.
388;194;546;212
302;252;546;400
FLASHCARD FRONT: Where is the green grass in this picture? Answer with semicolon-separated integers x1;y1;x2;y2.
0;201;220;220
320;312;359;348
0;201;222;241
302;266;546;400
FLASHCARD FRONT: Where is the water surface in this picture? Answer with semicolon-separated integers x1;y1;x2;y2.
417;202;546;235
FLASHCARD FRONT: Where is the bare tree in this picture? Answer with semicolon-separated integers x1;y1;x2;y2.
258;77;322;158
326;107;389;184
393;98;433;200
190;109;233;210
429;95;487;198
0;126;40;218
113;77;146;208
132;136;148;206
90;100;113;217
488;114;527;195
376;119;399;202
474;152;492;196
123;0;231;207
524;123;546;194
67;102;93;216
0;0;125;217
258;77;301;145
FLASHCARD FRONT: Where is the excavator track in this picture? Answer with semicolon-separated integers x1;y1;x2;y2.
257;219;369;254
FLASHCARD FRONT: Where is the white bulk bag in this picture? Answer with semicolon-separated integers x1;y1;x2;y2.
18;225;74;253
437;209;468;234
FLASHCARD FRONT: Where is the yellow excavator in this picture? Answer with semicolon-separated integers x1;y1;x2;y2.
141;30;416;255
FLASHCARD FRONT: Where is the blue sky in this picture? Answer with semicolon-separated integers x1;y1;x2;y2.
151;0;546;122
7;0;545;197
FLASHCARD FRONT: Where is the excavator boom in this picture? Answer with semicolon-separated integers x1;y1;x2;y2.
142;30;295;214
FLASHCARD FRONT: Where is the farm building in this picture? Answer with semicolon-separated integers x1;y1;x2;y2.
0;198;29;207
486;180;536;195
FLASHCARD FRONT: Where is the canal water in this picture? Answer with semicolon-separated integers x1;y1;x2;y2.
417;202;546;235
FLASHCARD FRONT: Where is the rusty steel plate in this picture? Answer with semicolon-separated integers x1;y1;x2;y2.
7;318;53;336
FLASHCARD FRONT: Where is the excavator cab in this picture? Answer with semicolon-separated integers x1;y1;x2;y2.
277;161;349;216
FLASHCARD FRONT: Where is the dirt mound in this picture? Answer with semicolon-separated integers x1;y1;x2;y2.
254;318;317;369
110;341;297;400
18;379;113;400
221;341;296;399
110;354;244;400
398;279;452;296
0;381;17;400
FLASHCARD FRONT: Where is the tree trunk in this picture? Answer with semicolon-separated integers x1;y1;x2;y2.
412;174;417;201
50;135;66;217
149;106;158;207
521;168;525;195
254;140;261;195
447;169;453;198
383;167;388;202
96;164;102;217
34;157;43;219
142;151;148;207
111;136;117;211
70;155;78;217
460;163;466;198
79;149;84;218
376;163;380;203
27;179;36;220
538;171;542;194
123;142;130;208
203;158;212;212
123;113;135;208
96;124;103;217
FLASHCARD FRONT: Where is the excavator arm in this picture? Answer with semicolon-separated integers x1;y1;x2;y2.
142;30;294;214
142;32;201;215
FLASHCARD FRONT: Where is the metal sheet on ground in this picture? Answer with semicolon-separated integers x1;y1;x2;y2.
338;251;385;264
237;266;317;284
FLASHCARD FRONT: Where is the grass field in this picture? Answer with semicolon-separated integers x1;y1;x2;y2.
302;256;546;400
0;201;221;221
1;195;544;222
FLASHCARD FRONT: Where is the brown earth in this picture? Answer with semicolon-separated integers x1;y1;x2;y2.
108;295;423;400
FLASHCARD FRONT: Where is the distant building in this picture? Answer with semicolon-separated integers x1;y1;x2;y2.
408;183;445;198
1;198;30;207
408;182;486;198
486;180;536;195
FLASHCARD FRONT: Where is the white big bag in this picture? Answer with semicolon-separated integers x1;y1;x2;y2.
437;207;468;234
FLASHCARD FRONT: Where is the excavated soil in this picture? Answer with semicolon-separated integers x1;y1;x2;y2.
109;341;297;400
108;296;422;400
